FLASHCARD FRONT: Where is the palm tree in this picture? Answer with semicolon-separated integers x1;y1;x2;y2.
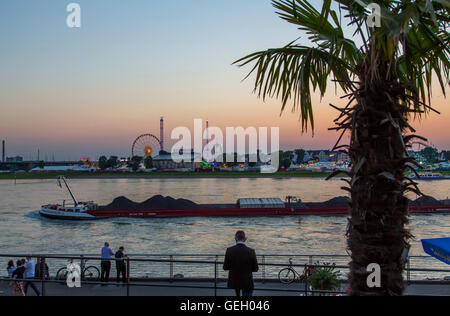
235;0;449;295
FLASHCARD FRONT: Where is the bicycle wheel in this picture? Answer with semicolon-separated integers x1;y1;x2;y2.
84;266;100;281
278;268;296;284
56;267;68;280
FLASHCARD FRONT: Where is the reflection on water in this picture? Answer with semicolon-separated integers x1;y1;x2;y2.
0;178;449;279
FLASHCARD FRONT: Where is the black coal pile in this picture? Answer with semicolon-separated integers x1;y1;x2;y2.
99;195;199;211
140;195;198;210
302;196;443;207
304;196;443;207
99;194;444;211
409;196;442;206
306;196;350;207
99;196;140;211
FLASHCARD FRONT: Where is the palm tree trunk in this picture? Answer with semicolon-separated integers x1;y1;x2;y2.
347;71;413;296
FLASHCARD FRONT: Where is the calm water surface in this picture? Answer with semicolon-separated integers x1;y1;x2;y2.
0;178;449;279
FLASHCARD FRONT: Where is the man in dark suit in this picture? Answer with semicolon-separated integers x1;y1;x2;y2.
223;231;259;297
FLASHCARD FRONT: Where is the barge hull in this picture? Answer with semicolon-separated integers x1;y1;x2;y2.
86;205;450;219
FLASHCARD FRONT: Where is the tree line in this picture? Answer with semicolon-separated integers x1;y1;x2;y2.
98;155;153;172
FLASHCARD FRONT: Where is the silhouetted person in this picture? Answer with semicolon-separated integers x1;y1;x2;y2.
101;242;114;284
115;247;127;284
223;231;259;297
35;258;50;280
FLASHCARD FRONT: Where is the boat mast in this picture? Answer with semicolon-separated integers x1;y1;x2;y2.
59;176;78;206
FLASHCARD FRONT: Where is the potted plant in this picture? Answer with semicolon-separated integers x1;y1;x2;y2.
308;263;341;296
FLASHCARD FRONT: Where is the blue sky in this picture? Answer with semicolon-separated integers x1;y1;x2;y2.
0;0;448;160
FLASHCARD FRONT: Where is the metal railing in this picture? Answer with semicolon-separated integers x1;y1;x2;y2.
1;253;448;282
25;253;445;283
0;254;347;296
0;253;449;296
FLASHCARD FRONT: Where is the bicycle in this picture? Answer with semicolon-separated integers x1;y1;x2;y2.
278;258;315;284
56;258;100;281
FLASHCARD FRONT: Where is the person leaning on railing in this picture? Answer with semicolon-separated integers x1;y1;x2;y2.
115;247;127;284
101;242;115;284
7;260;16;279
35;258;50;280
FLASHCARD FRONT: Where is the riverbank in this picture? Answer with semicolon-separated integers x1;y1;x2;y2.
2;170;449;180
0;170;343;180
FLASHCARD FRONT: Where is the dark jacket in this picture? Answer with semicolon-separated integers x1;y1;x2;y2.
223;243;259;291
115;251;126;268
35;262;50;280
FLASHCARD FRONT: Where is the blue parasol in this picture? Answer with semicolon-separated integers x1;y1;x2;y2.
422;238;450;265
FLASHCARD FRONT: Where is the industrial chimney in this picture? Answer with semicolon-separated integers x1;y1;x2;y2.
160;117;164;152
206;119;209;145
1;140;5;162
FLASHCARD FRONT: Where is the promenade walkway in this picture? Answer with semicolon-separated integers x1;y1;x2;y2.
0;281;449;296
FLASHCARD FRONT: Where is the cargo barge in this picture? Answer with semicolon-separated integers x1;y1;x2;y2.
39;177;450;220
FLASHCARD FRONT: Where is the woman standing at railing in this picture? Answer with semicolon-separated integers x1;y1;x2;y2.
11;260;25;296
7;260;16;294
7;260;16;279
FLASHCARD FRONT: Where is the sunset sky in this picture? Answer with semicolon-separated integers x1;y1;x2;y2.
0;0;448;160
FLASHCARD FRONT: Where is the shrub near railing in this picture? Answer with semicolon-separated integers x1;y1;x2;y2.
308;263;341;296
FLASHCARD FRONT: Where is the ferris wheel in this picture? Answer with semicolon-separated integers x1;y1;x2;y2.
131;134;161;158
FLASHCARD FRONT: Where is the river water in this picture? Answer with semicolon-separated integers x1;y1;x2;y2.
0;177;449;280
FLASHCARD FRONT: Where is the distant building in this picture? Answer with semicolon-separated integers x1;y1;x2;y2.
30;165;96;173
302;151;313;162
336;152;350;162
6;156;23;162
408;151;426;164
153;153;201;170
303;151;331;162
301;150;349;163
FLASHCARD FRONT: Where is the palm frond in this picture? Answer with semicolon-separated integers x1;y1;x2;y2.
235;45;355;131
235;0;361;131
273;0;362;64
373;0;450;107
235;0;449;130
